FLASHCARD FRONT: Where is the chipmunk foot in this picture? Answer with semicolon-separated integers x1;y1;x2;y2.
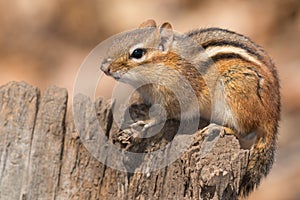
201;123;236;138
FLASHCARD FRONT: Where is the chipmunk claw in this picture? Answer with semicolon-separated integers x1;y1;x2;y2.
117;127;140;144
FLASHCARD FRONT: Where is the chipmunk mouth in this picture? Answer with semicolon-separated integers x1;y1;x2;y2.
102;67;137;84
110;71;124;81
114;71;140;84
112;75;121;81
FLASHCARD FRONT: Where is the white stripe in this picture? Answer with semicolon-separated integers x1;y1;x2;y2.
205;46;262;66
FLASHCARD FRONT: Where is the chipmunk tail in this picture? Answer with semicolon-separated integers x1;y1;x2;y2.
239;123;278;197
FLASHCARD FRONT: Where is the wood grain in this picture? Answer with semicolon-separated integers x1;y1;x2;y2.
0;82;249;200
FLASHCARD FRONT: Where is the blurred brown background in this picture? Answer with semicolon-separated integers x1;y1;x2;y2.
1;0;299;199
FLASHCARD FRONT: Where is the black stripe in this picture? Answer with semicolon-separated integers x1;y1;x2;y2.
197;53;260;75
201;40;263;62
245;66;263;102
197;53;249;74
187;28;268;66
210;53;256;64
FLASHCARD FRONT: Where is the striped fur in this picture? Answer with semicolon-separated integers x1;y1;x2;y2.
187;28;273;68
187;28;280;196
102;22;281;197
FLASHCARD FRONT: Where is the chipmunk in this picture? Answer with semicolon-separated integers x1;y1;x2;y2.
100;19;280;197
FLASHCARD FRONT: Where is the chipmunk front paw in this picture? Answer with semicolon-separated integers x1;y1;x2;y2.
117;118;163;144
116;128;139;145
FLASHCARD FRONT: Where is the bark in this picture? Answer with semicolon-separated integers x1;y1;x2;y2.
0;82;249;200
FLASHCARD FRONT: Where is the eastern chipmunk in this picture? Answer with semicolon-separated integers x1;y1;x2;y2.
100;19;280;197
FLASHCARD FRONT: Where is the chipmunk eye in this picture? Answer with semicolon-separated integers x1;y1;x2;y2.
130;48;147;59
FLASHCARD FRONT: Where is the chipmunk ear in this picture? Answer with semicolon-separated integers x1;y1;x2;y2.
158;22;173;52
139;19;157;28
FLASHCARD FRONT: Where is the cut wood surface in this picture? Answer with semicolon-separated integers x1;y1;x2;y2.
0;82;249;200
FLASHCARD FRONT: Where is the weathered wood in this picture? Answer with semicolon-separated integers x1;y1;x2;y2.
0;82;250;200
26;85;68;199
0;82;39;200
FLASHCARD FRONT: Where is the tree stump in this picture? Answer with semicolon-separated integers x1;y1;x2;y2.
0;82;249;200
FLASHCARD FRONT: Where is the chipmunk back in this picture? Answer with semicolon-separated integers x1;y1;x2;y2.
100;19;281;197
187;26;280;196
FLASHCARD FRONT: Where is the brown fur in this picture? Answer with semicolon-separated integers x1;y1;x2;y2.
100;19;281;197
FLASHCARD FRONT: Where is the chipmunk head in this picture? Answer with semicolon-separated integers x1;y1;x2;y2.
100;19;180;85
